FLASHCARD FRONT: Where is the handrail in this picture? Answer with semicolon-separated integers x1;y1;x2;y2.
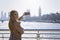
0;29;60;31
0;29;60;40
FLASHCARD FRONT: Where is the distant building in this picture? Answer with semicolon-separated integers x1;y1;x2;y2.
39;7;41;17
8;12;10;20
4;12;6;20
0;11;4;22
0;11;9;21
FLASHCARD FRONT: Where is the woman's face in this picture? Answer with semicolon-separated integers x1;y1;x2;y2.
13;12;18;19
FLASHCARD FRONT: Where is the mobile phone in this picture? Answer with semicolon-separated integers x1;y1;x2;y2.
24;12;30;15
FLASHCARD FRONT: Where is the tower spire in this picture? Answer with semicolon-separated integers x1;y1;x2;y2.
39;6;41;16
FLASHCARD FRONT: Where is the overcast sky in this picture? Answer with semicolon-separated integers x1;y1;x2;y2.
0;0;60;17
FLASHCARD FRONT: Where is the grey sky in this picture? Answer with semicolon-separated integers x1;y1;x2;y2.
0;0;60;17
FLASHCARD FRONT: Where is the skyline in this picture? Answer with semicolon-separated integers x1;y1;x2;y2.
0;0;60;17
0;10;41;20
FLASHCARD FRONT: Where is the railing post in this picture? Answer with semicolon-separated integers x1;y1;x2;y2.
2;33;4;40
37;30;40;40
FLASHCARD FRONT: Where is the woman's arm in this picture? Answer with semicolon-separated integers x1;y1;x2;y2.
17;13;25;21
18;16;23;21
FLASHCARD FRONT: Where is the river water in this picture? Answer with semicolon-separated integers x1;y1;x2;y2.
0;21;60;29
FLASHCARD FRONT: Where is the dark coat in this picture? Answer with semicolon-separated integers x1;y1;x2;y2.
9;18;24;40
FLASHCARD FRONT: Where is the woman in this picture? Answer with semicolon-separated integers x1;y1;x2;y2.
9;10;25;40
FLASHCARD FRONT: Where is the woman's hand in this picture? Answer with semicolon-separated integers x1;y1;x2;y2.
17;17;23;21
22;13;26;16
